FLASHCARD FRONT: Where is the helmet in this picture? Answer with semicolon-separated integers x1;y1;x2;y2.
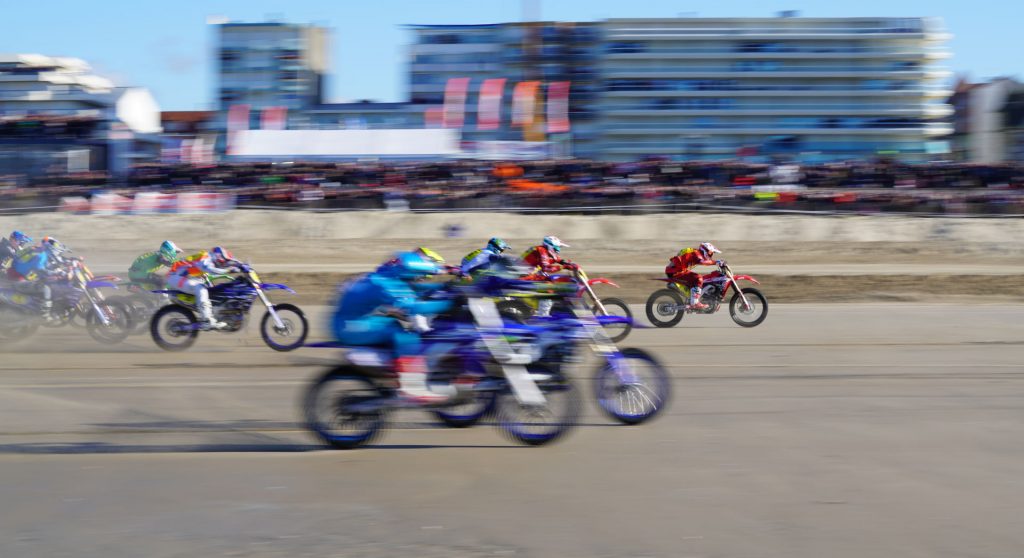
542;235;570;254
698;242;720;259
9;231;30;247
388;251;440;280
210;246;233;265
159;240;182;264
487;237;510;254
41;236;67;258
414;247;445;265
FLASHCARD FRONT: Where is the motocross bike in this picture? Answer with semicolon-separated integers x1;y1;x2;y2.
434;297;669;427
0;257;132;344
645;262;768;328
495;265;633;342
303;280;582;449
149;263;308;352
106;280;169;335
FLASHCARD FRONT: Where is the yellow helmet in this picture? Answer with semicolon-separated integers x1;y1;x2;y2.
415;247;445;265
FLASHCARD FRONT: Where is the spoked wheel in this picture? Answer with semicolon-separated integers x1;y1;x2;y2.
593;297;632;343
304;367;388;449
729;288;769;328
112;295;159;335
0;306;39;344
645;289;685;328
260;303;309;352
594;348;672;425
495;364;581;446
86;300;133;345
432;357;497;428
150;305;199;351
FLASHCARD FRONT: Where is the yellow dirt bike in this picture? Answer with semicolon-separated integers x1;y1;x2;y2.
495;265;633;342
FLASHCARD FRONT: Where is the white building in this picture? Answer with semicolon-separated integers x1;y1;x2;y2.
593;16;954;162
964;78;1024;163
0;54;162;177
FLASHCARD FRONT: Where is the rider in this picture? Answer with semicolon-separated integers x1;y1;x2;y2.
9;237;70;321
521;236;576;317
165;246;239;330
665;242;724;311
460;237;511;278
331;251;455;403
0;231;32;276
128;240;183;290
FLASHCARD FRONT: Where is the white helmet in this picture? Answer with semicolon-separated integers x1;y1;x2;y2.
542;236;570;253
698;242;720;259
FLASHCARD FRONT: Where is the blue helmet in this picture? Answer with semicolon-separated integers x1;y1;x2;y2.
385;251;440;280
9;231;30;246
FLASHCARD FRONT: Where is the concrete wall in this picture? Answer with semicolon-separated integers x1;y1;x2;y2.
4;210;1022;245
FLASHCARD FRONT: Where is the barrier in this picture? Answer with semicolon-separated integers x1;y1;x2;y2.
90;193;133;215
58;192;237;215
132;192;178;214
177;192;236;214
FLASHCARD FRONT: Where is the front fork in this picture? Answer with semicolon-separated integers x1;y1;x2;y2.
581;281;609;315
255;287;287;330
729;278;752;311
84;289;111;326
572;303;639;385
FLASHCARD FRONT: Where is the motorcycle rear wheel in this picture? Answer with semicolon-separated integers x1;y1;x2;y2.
150;305;199;351
645;289;685;328
495;364;581;446
0;306;39;343
304;367;388;449
593;297;632;343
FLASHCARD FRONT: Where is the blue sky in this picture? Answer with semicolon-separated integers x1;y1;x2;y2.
2;0;1019;110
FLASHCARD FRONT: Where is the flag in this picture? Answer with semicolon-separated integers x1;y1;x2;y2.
511;81;541;127
477;78;506;130
226;104;250;155
546;81;571;134
442;77;471;128
260;106;287;130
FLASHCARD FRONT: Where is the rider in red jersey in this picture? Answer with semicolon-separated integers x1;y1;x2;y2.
665;242;723;311
521;236;575;317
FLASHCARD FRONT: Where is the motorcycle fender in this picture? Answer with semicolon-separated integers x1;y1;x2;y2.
587;277;620;289
260;283;296;294
732;275;760;285
86;281;118;289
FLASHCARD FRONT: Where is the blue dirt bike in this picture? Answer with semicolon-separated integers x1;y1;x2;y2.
149;264;307;352
435;300;670;427
303;280;584;449
0;257;132;345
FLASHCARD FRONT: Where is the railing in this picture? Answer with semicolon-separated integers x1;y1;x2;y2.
600;103;947;111
599;122;950;131
602;66;929;74
604;46;946;56
604;83;951;93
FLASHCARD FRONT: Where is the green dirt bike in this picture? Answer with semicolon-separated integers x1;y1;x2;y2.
495;265;633;343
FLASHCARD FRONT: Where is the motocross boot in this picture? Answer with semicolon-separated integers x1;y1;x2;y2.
199;301;228;330
395;355;455;404
687;287;708;312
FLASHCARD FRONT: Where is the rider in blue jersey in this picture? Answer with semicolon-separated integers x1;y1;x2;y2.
460;237;511;278
331;251;455;403
10;237;69;321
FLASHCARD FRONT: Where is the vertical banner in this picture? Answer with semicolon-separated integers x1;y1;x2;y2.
260;106;288;130
424;106;444;128
442;77;471;129
546;81;571;134
477;78;507;130
511;81;541;127
226;104;250;155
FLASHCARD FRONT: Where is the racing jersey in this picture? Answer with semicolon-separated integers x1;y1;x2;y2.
129;251;171;283
666;248;715;277
167;252;232;284
521;245;566;275
460;247;499;276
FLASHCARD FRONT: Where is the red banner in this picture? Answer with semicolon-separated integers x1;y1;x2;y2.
226;104;250;155
260;106;288;130
442;77;471;129
424;106;444;128
477;78;506;130
511;81;541;127
546;81;571;134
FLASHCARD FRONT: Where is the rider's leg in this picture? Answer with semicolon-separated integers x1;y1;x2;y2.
537;299;554;317
684;273;708;310
393;327;453;402
39;283;52;319
174;277;226;329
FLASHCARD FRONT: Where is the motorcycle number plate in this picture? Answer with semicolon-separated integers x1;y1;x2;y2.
503;364;547;406
11;294;27;304
468;298;503;328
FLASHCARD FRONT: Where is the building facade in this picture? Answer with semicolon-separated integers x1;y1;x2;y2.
217;22;330;114
593;17;954;162
0;54;162;178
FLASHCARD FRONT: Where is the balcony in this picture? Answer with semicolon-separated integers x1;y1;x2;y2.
602;46;949;60
601;67;930;79
600;103;954;117
598;121;953;136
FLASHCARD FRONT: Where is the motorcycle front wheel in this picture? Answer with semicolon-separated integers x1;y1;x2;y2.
260;303;309;352
304;367;388;449
729;288;768;328
594;348;671;425
645;289;685;328
593;297;632;343
86;300;133;345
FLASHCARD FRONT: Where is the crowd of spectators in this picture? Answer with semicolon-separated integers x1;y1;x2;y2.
2;158;1023;215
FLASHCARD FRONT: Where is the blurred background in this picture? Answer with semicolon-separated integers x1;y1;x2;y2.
0;0;1021;215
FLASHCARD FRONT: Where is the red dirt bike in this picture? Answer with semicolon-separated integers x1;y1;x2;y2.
644;262;768;328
